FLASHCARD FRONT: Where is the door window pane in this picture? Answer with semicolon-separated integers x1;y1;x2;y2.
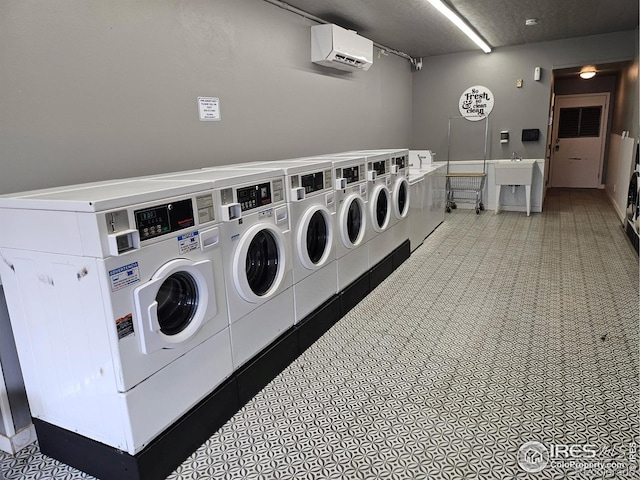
558;106;602;138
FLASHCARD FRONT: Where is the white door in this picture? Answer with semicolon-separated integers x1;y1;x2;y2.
550;93;609;188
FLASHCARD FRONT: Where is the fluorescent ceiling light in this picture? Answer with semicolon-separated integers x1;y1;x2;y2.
427;0;492;53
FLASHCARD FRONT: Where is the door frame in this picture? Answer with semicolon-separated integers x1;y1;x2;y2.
549;92;610;188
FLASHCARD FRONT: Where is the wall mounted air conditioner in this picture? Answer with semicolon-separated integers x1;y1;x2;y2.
311;24;374;72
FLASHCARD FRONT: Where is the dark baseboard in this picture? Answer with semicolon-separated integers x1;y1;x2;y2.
339;272;370;316
369;254;394;290
392;240;411;270
297;295;341;353
235;328;301;406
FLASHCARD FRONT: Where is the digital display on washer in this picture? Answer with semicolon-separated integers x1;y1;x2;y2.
237;182;272;211
371;160;387;176
135;198;194;240
342;166;360;184
301;172;324;194
394;156;408;169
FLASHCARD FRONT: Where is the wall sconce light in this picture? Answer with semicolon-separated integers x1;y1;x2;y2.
579;65;597;79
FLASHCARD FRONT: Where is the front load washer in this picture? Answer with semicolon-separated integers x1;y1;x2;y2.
351;149;411;257
386;149;411;252
319;155;369;292
0;179;233;455
232;160;337;323
150;168;294;369
334;151;395;268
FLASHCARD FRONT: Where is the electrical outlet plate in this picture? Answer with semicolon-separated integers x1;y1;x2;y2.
516;79;523;88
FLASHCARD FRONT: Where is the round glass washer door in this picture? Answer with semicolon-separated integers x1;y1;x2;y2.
297;206;333;270
133;258;216;354
369;184;391;233
393;177;410;219
339;194;366;248
233;223;287;303
156;271;198;335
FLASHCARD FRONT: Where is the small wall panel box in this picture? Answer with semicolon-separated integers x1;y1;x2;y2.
522;129;540;142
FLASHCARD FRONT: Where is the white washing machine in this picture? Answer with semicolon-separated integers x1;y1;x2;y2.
356;149;411;257
149;168;294;369
320;155;370;292
231;160;337;323
422;162;447;238
0;179;233;455
386;149;411;251
408;169;427;251
408;161;447;243
334;151;396;268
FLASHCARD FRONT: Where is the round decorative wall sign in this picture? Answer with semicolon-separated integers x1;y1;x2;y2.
459;85;494;121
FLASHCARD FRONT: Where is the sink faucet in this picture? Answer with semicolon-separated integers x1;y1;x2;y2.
511;152;522;162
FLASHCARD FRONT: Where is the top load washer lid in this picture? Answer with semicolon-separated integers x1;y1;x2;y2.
0;179;216;213
408;169;426;183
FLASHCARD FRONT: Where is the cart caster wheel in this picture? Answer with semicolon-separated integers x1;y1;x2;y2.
476;208;480;214
479;203;485;211
451;203;457;209
446;206;451;213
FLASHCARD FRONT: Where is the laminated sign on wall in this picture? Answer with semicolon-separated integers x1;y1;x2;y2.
459;86;494;121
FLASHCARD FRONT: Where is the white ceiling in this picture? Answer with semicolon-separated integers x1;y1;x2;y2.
276;0;639;58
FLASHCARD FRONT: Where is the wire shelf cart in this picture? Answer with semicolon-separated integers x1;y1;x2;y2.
445;116;489;214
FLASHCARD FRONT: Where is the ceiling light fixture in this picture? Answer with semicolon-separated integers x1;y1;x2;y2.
525;18;539;26
427;0;492;53
579;65;597;79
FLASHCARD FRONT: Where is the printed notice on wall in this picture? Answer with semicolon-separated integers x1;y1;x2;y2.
459;86;494;121
198;97;221;121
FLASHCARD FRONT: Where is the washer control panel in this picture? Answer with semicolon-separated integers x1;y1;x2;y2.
369;159;389;176
237;182;271;212
339;164;364;185
392;154;408;170
134;198;195;240
300;171;324;194
234;179;284;212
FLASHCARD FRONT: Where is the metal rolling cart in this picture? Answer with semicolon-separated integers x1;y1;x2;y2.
445;115;488;214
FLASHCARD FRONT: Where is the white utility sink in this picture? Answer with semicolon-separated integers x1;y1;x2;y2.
494;159;536;185
494;159;536;216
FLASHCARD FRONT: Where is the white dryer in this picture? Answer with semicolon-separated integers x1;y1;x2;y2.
231;160;337;324
151;168;294;369
0;179;233;455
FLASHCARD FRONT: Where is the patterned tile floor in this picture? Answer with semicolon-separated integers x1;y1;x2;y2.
1;188;638;479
